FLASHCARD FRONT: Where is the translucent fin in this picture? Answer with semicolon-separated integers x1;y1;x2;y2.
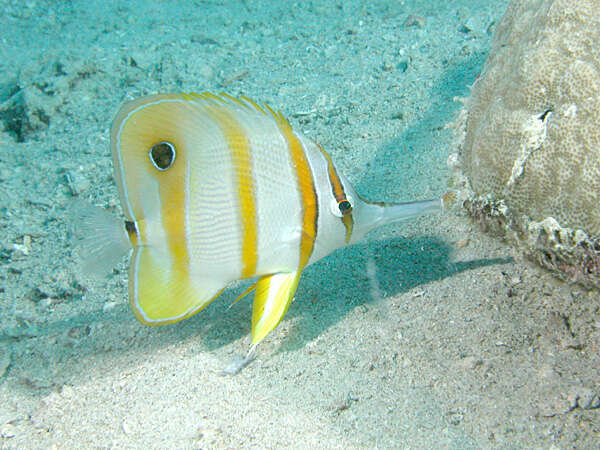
69;200;131;280
228;280;258;310
220;346;256;376
251;271;301;345
239;94;267;114
181;91;289;125
129;246;225;325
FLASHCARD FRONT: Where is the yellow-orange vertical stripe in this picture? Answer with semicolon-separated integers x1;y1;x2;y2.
207;104;258;278
275;112;317;268
158;158;188;276
318;144;345;202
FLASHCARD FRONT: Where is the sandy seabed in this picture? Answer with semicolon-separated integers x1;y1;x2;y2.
1;0;598;448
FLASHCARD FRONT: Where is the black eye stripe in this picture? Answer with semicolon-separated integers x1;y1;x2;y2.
149;141;176;171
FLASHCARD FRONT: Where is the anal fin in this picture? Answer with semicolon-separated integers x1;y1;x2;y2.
229;280;258;310
251;271;301;345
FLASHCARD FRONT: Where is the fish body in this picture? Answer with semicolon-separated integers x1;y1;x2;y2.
86;92;441;349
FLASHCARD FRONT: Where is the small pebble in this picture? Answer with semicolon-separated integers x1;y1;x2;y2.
456;238;469;248
39;297;56;311
457;356;482;370
0;423;16;438
12;243;29;256
404;14;425;28
122;419;131;435
61;385;75;398
65;170;90;196
576;388;600;410
102;301;119;312
381;61;394;72
442;190;458;209
446;153;459;168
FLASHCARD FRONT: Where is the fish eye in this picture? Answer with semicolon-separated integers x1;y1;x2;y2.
338;199;353;216
149;141;176;171
330;197;353;217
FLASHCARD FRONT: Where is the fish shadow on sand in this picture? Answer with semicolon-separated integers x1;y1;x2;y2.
277;234;511;353
199;233;512;353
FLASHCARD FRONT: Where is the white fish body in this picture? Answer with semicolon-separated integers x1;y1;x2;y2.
83;92;441;348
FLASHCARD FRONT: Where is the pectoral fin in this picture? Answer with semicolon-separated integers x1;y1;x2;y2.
251;271;301;345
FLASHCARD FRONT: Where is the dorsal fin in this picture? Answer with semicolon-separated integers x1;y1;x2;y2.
180;91;292;129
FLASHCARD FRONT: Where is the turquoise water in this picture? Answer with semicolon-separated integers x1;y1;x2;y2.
0;1;515;447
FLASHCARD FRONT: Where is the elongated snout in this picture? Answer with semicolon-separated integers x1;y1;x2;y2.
350;197;442;243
